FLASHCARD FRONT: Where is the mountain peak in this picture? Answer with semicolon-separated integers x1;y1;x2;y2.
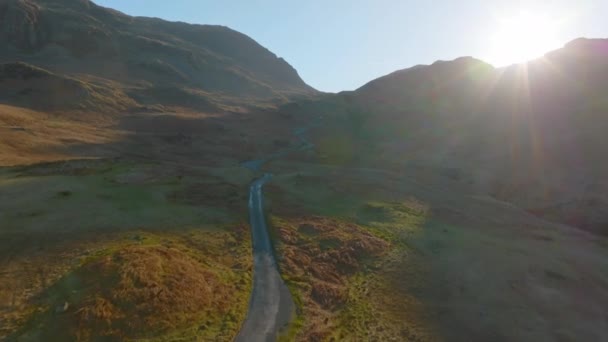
0;0;316;111
357;55;494;94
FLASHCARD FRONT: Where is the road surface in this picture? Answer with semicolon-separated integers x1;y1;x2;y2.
234;174;294;342
236;118;321;341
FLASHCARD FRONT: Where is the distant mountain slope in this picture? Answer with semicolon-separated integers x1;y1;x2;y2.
356;38;608;118
0;0;316;112
303;38;608;235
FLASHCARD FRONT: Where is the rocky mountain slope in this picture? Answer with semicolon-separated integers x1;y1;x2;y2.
0;0;316;112
302;38;608;235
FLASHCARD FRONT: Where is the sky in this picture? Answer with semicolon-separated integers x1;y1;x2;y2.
94;0;608;92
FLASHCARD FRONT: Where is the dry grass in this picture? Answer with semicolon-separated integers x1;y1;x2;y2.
0;104;120;166
59;245;234;340
270;216;392;341
4;228;252;341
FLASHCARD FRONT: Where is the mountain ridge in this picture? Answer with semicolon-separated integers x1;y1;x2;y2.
0;0;317;113
297;37;608;235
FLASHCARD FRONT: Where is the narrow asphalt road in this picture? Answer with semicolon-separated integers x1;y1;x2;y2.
234;174;294;342
236;117;321;341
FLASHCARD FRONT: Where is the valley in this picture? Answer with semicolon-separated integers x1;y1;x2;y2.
1;0;608;341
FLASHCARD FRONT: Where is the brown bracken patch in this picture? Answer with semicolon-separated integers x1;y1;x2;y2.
58;246;233;340
9;228;252;342
271;216;389;340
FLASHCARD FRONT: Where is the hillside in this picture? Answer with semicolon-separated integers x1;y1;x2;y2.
252;39;608;340
1;1;607;340
300;38;608;236
0;0;316;113
0;2;317;340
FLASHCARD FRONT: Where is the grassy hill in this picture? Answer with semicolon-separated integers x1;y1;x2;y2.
299;38;608;236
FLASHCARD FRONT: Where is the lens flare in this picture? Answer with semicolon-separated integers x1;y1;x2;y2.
486;11;562;66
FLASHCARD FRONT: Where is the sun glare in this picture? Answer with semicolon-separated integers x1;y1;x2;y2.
486;11;562;66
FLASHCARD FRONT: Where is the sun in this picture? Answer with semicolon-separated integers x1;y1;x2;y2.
485;11;562;66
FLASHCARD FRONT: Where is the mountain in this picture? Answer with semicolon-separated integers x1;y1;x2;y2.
301;38;608;235
0;0;316;112
1;1;607;340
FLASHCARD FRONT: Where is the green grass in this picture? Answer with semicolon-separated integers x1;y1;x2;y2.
0;161;239;237
0;160;253;340
355;200;429;241
333;272;387;340
278;312;305;342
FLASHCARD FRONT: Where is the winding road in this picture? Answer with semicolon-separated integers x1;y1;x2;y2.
235;118;321;341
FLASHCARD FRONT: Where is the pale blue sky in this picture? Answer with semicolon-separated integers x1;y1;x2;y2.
94;0;608;92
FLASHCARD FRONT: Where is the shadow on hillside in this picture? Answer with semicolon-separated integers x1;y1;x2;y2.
41;109;309;168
